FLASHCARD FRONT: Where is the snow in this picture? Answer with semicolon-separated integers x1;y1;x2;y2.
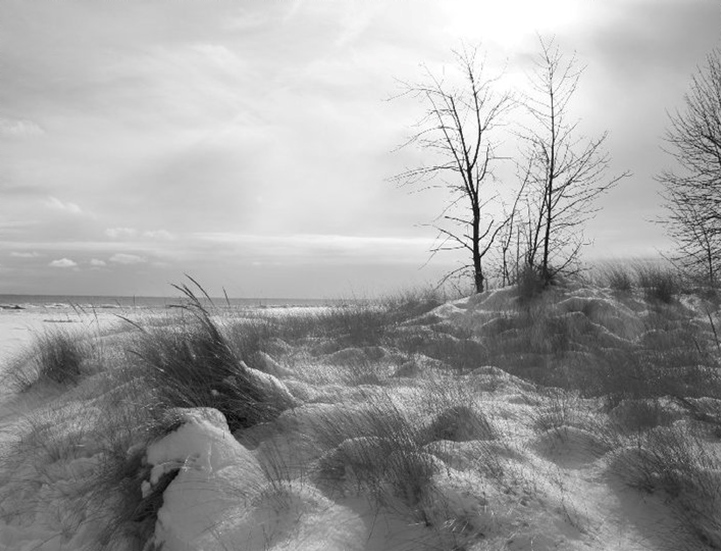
144;409;365;551
1;286;720;550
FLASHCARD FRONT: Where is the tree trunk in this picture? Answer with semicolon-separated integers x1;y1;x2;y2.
542;185;552;282
541;87;557;285
472;204;484;293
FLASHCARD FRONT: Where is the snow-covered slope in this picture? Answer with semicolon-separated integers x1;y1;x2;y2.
1;285;720;550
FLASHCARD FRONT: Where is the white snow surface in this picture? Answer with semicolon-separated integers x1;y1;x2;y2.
144;408;364;551
1;287;720;550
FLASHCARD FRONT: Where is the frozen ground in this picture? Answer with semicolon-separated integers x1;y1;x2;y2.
0;285;720;550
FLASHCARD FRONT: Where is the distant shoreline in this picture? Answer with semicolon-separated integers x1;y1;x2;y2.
0;298;344;365
0;294;349;311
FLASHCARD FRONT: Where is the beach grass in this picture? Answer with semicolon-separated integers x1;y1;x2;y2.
2;272;721;550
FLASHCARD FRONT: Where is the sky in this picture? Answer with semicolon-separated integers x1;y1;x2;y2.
0;0;719;298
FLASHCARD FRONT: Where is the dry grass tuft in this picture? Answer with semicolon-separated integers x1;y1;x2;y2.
125;285;296;432
637;265;682;303
7;328;93;390
609;425;721;548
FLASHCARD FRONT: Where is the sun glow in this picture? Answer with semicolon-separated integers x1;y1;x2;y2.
441;0;582;50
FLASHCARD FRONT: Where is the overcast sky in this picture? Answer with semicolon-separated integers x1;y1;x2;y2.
0;0;719;297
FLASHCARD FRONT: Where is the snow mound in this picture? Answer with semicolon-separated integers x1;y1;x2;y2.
146;407;366;551
421;404;496;442
145;408;265;550
422;439;522;471
530;426;612;468
207;481;365;551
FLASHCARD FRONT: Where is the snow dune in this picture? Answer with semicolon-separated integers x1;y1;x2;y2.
1;284;720;550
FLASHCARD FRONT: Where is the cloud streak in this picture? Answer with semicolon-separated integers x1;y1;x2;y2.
0;118;44;138
49;258;78;268
109;253;146;265
45;197;83;215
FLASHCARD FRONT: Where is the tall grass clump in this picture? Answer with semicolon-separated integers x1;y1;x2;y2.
381;286;447;322
285;287;446;348
515;264;547;303
637;264;682;303
319;302;390;346
602;264;635;291
9;327;92;390
224;317;276;370
127;281;295;432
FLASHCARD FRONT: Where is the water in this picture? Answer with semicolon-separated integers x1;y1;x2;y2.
0;294;341;312
0;294;349;368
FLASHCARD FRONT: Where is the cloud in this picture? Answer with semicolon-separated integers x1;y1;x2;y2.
45;196;82;215
334;3;383;48
192;232;437;263
143;229;175;240
90;259;107;267
109;253;146;265
0;118;44;138
191;43;244;73
10;251;40;258
195;232;435;248
105;227;138;239
105;228;174;241
49;258;78;268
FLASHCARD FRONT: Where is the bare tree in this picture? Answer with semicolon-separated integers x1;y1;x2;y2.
658;50;721;286
662;189;721;286
392;47;514;293
519;37;628;285
497;169;528;286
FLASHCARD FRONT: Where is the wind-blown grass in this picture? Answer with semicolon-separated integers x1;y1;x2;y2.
609;426;721;548
7;327;92;390
5;272;721;550
119;280;297;434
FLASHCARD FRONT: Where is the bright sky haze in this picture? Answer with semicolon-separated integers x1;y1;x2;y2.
1;0;719;297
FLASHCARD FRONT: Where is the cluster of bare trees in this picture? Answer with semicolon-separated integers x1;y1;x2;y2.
394;37;627;293
396;37;721;293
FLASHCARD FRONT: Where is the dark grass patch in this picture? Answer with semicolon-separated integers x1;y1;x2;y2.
127;314;290;432
637;265;682;303
515;264;547;303
122;280;298;433
606;267;634;292
593;262;636;292
8;328;92;390
312;290;444;348
317;304;390;347
251;289;447;353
